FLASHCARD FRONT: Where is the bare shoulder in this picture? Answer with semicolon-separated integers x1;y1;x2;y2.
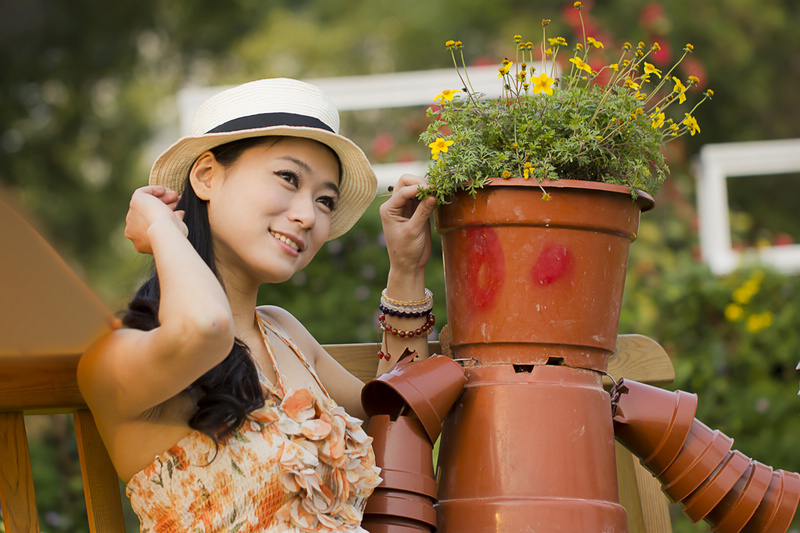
256;305;323;364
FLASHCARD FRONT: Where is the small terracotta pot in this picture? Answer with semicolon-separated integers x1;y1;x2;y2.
363;354;467;442
361;515;434;533
367;414;435;496
705;460;772;533
612;379;698;476
682;450;751;524
658;419;733;503
741;470;800;533
365;490;438;527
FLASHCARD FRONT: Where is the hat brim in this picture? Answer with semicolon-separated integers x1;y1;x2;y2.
149;126;377;240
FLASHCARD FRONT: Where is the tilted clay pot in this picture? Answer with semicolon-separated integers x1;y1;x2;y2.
682;450;751;524
705;460;772;533
740;470;800;533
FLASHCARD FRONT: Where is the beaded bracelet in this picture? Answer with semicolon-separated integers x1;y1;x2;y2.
379;303;432;318
381;288;433;308
378;313;435;338
377;350;391;361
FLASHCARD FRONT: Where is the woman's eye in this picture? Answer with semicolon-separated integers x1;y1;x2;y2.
277;171;299;186
318;196;337;211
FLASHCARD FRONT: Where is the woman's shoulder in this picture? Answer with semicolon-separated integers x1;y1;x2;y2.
255;305;321;361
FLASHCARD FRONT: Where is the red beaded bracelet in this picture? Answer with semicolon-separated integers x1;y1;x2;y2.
377;350;391;361
378;313;435;338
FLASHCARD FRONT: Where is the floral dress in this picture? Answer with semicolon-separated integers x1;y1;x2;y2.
126;313;382;532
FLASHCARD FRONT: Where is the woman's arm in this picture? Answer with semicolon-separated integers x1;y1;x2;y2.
78;186;234;419
376;174;437;374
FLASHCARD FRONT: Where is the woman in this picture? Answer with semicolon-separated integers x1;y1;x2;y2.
77;78;437;532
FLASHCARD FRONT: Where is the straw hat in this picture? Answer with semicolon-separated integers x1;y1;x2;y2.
149;78;377;240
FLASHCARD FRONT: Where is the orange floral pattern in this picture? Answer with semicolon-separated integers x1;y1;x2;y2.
125;314;381;532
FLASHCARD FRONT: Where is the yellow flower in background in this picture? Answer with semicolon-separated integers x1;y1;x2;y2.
541;192;552;202
587;37;604;49
643;62;662;80
502;170;511;179
682;114;700;135
498;60;513;77
625;78;641;90
746;312;773;334
651;112;665;129
428;138;454;160
673;77;687;103
570;56;592;73
548;37;568;47
531;72;555;95
725;304;745;322
610;63;619;71
434;89;461;103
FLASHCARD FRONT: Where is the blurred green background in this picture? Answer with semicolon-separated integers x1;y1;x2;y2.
2;0;799;531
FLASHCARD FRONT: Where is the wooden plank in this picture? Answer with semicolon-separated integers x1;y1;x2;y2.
616;441;648;533
0;412;40;532
323;341;442;383
73;409;126;533
632;457;673;533
606;334;675;386
0;353;85;412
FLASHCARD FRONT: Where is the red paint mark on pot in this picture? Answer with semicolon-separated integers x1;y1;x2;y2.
462;227;504;309
531;243;571;285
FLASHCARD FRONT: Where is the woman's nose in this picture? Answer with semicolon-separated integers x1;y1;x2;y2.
287;194;316;228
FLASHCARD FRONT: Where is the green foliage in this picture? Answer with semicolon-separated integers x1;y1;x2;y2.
419;10;712;204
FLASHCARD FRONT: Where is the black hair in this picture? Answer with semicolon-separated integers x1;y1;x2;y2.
122;136;281;445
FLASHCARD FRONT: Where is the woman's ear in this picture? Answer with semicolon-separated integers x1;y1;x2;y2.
189;151;220;201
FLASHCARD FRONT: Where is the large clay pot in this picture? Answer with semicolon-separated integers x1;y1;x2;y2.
435;178;653;372
436;364;628;533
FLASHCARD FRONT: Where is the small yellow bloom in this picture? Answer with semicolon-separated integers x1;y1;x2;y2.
445;40;455;48
688;75;700;85
512;142;518;148
454;41;462;48
746;312;773;333
682;114;700;136
634;91;647;100
576;43;584;50
542;19;551;27
531;72;555;95
669;123;679;131
672;77;687;103
610;63;619;71
523;168;530;179
651;112;665;129
705;89;715;98
434;89;461;103
725;304;744;322
635;108;643;115
574;1;582;9
643;62;662;79
514;35;522;42
596;135;603;140
638;41;645;49
524;162;532;168
570;56;592;73
685;43;694;51
652;42;661;51
636;49;644;57
502;170;512;179
548;37;568;47
545;47;553;57
428;137;455;160
623;59;631;66
541;192;552;202
623;42;631;50
625;78;640;90
587;37;604;49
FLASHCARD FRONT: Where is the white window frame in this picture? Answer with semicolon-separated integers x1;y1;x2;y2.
696;138;800;275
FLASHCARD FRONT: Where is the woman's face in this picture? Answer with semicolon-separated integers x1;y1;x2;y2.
199;137;341;286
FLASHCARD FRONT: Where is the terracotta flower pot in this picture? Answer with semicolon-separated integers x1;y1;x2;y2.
365;489;437;527
705;460;773;533
435;178;653;372
436;364;628;533
367;414;435;495
612;378;698;476
741;470;800;533
361;516;434;533
682;450;752;524
657;419;733;503
362;354;467;442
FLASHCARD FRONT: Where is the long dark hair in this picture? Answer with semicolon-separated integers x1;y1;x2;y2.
123;136;280;445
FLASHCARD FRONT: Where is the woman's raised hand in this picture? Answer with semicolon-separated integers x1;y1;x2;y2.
124;186;187;254
379;174;437;275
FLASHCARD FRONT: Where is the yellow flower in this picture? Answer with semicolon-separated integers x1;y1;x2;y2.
531;72;555;95
428;137;455;160
498;60;513;78
574;1;582;9
541;192;552;202
643;62;662;79
705;89;715;98
502;170;511;179
672;77;687;103
733;279;760;304
669;123;679;131
685;43;694;52
610;63;619;71
545;47;553;57
635;108;643;115
688;75;700;85
625;78;640;90
587;37;604;49
514;35;522;42
635;91;647;100
725;304;744;322
541;19;551;27
651;112;665;129
445;40;455;48
746;312;773;333
576;43;584;50
548;37;568;47
523;168;531;179
434;89;461;103
652;42;661;51
524;162;532;168
570;56;592;73
682;114;700;136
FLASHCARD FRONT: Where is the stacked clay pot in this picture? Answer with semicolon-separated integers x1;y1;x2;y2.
361;354;468;533
612;379;800;532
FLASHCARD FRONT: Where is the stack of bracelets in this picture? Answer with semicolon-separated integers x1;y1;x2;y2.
377;288;435;361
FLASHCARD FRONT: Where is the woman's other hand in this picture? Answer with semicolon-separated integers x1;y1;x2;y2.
379;174;436;275
124;186;187;254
